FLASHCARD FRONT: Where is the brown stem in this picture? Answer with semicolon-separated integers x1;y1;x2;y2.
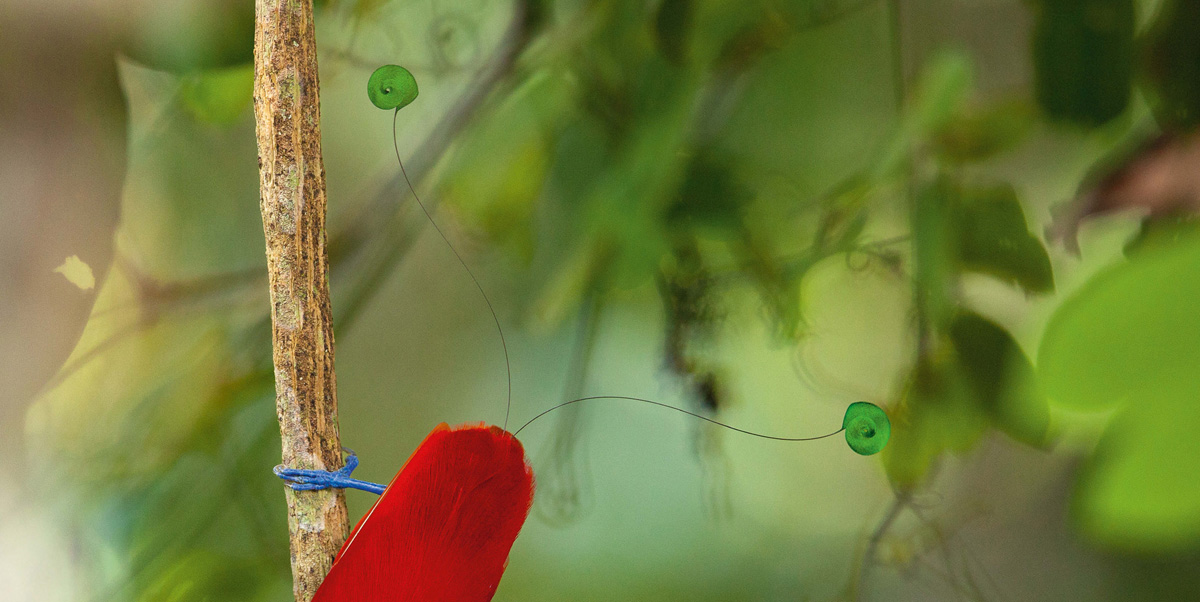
252;1;348;600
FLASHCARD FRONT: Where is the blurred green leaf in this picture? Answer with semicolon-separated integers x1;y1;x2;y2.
1124;213;1200;258
883;352;989;488
655;0;694;64
1032;0;1134;126
948;312;1049;447
1039;232;1200;550
123;0;255;72
578;69;693;289
1073;385;1200;553
663;153;746;235
878;53;973;177
933;98;1035;163
1039;233;1200;412
1142;0;1200;131
884;312;1049;486
442;75;571;259
911;52;974;133
138;549;264;602
181;64;254;125
954;184;1055;293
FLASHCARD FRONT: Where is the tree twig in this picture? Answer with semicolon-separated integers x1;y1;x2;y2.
252;1;348;600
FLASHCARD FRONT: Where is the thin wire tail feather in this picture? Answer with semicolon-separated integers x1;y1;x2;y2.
514;395;846;441
385;93;880;451
392;109;514;430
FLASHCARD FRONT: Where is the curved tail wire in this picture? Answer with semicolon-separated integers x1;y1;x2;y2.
392;109;513;430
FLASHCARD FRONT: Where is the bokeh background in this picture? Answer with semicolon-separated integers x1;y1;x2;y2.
3;0;1200;600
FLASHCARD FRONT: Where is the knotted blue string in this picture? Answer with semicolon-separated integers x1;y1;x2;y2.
274;450;387;495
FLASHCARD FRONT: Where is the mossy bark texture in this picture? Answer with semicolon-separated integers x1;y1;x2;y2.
252;1;348;600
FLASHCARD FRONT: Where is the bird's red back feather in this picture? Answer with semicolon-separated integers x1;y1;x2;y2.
312;423;535;602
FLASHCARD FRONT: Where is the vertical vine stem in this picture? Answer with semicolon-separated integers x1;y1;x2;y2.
252;1;348;600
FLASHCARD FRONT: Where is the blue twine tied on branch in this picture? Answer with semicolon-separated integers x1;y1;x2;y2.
274;450;387;495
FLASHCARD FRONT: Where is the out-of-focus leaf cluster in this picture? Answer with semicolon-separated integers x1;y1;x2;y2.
28;56;287;601
26;1;1200;600
884;168;1053;487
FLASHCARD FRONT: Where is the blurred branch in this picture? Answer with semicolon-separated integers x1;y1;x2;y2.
533;290;605;525
252;1;348;600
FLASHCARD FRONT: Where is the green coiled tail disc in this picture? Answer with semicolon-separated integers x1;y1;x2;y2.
367;65;419;110
842;401;890;456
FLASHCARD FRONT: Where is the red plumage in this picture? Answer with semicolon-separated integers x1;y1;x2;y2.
312;423;535;602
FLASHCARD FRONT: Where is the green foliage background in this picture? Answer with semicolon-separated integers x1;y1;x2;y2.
9;0;1200;600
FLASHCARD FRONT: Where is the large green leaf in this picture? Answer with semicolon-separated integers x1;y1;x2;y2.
949;312;1049;447
954;184;1055;294
1073;384;1200;552
1039;231;1200;550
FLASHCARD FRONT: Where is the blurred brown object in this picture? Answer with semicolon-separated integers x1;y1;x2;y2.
0;5;127;471
0;0;255;474
1047;131;1200;255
